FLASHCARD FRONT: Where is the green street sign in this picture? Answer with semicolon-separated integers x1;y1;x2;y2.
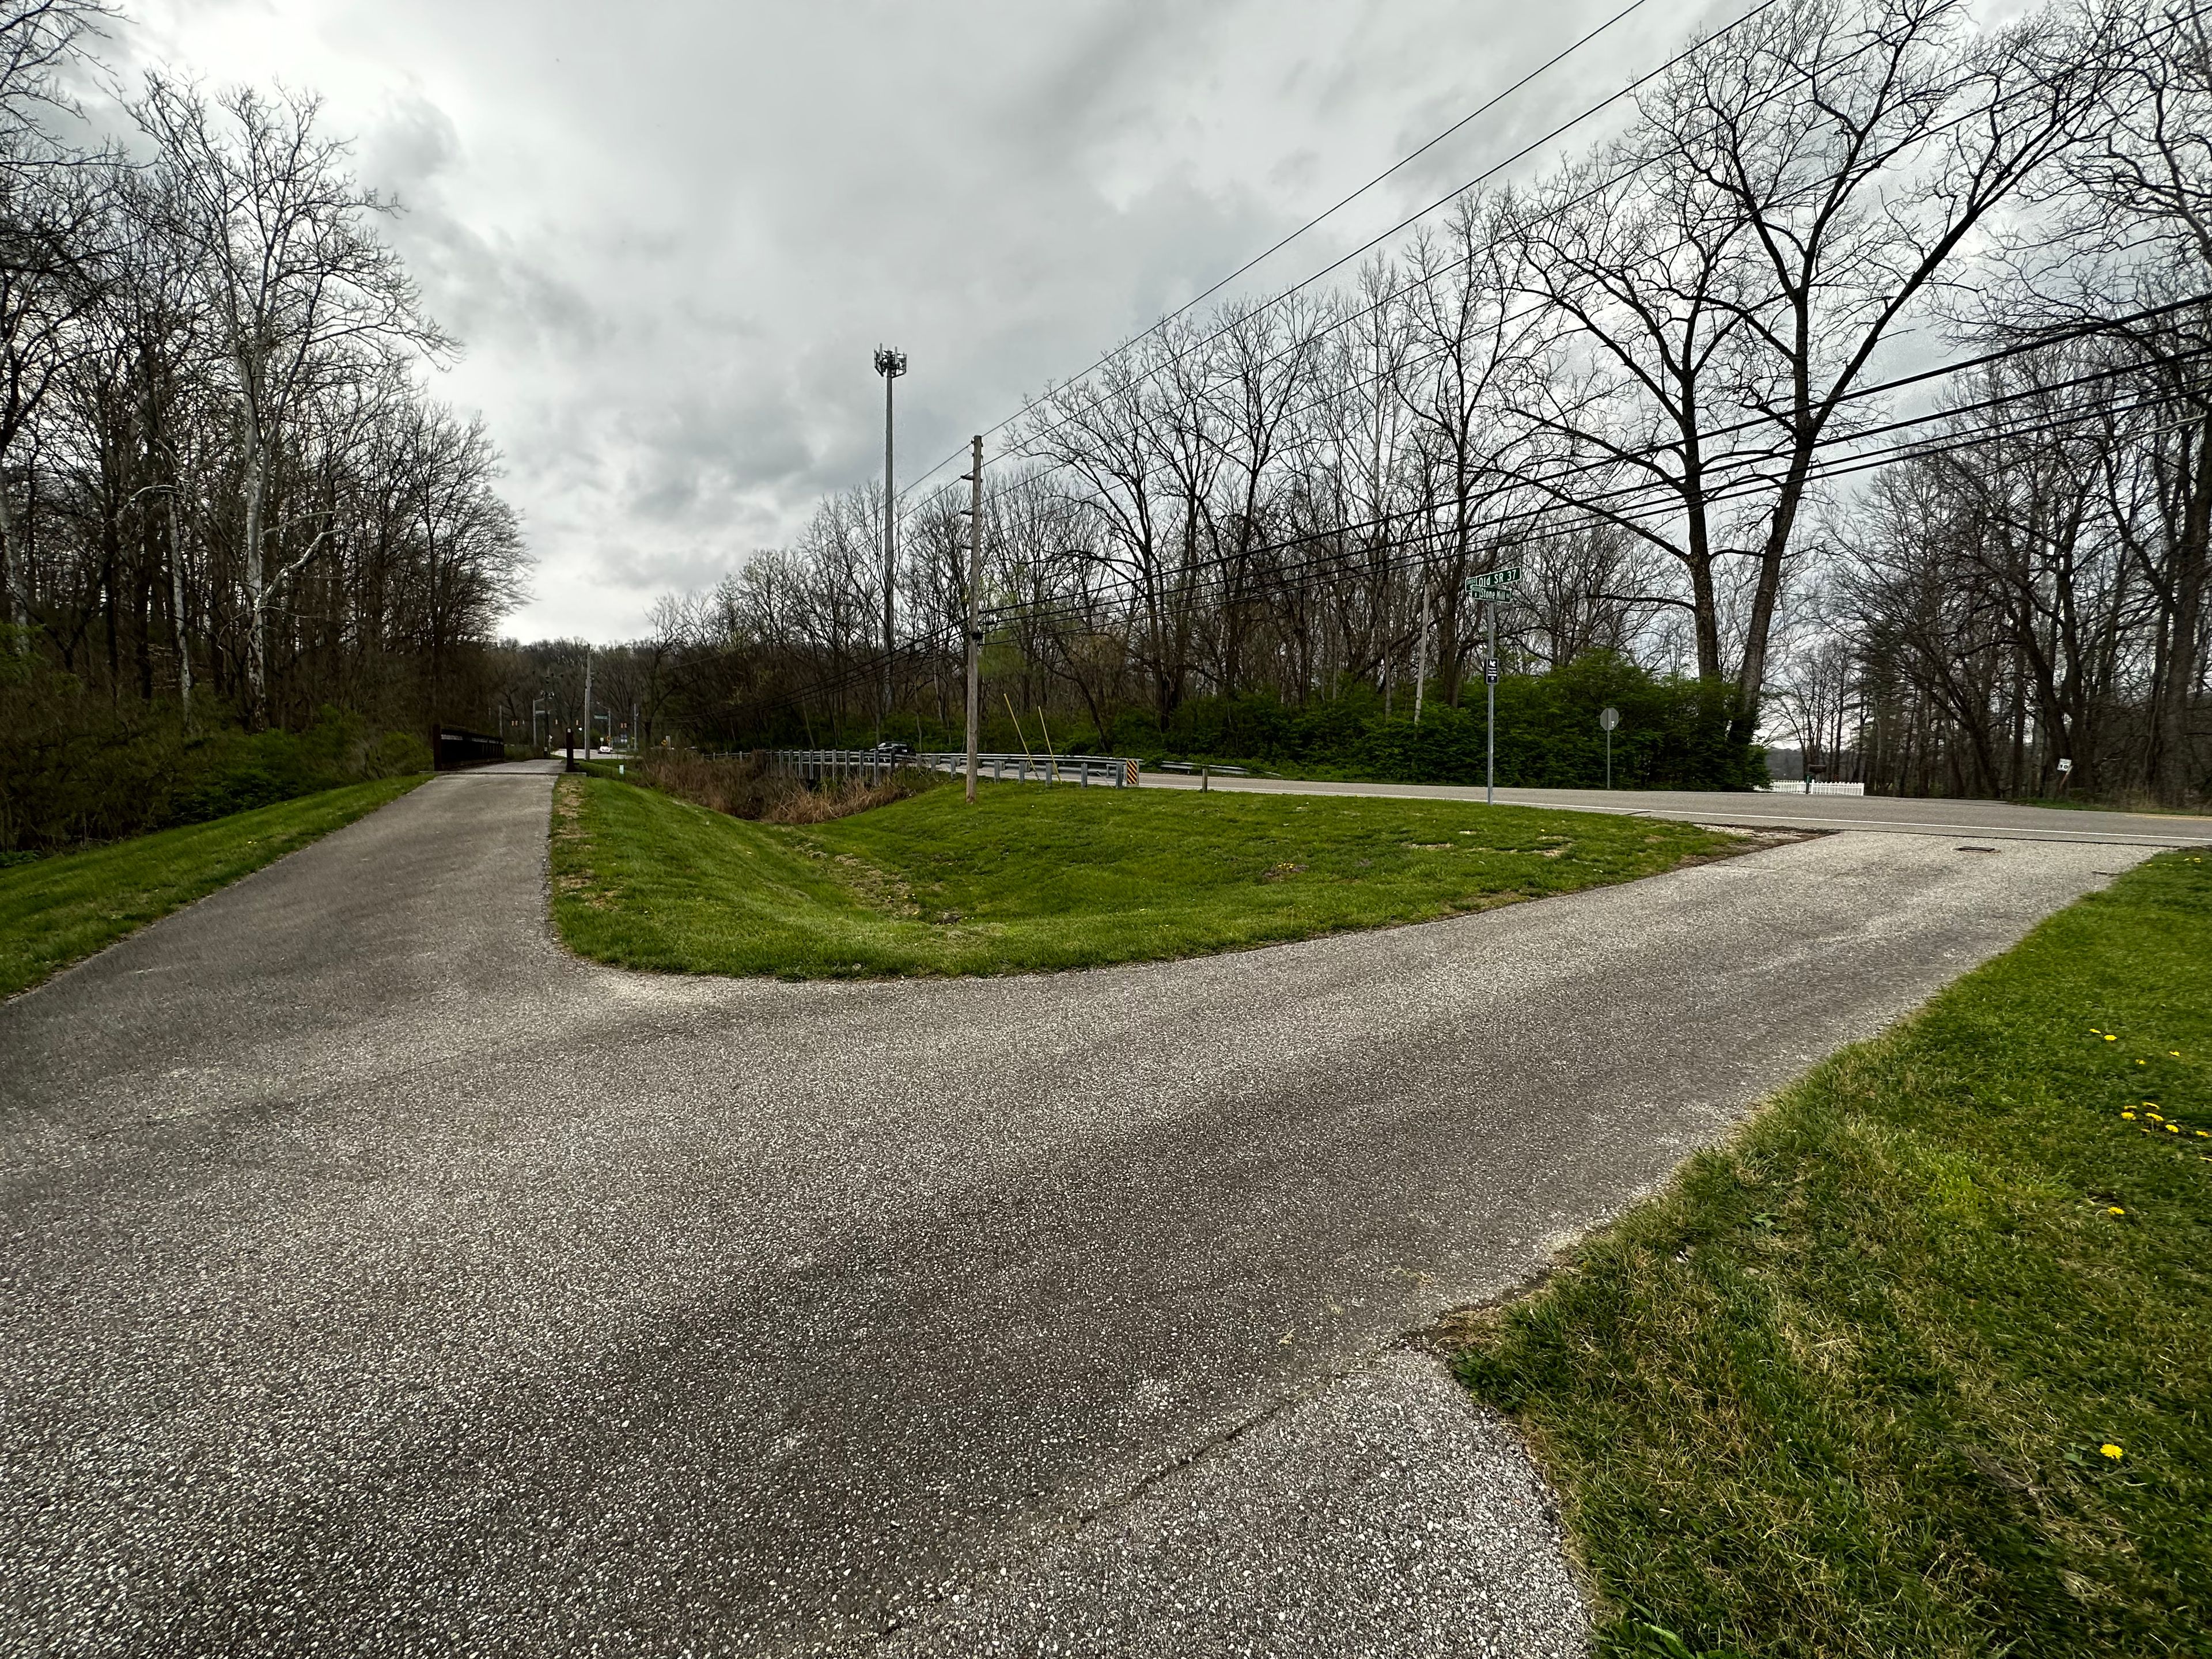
1467;566;1524;596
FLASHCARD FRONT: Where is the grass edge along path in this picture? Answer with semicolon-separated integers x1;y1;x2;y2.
1453;850;2212;1659
549;772;1748;979
0;775;424;1001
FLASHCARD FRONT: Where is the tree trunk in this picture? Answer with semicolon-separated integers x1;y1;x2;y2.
241;416;267;725
168;490;193;724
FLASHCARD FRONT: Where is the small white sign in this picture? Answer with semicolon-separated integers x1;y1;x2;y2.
1599;707;1620;732
2056;757;2074;772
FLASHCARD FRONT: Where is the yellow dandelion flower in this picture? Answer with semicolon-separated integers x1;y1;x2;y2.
2109;1205;2126;1214
2105;1035;2118;1041
2171;1051;2181;1057
2122;1112;2137;1119
2149;1112;2165;1120
2166;1124;2180;1133
2101;1444;2124;1460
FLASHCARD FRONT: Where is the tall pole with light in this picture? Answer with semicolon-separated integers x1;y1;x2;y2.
961;435;983;804
874;346;907;740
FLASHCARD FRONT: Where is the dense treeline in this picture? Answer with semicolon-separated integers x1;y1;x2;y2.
0;1;528;847
643;0;2212;803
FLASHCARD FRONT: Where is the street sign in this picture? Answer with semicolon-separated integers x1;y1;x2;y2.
1467;566;1523;597
1483;660;1501;685
1599;706;1620;732
2056;757;2074;772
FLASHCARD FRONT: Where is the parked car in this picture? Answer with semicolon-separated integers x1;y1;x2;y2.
874;741;914;756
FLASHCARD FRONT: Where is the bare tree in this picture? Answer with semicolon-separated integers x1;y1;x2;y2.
132;78;449;720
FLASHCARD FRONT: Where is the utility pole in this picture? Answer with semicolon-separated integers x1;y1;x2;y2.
963;434;983;804
874;346;907;740
582;646;594;756
1485;595;1497;806
1465;565;1522;807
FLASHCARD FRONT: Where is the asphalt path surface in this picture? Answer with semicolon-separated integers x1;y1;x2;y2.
0;767;2174;1656
1143;772;2212;847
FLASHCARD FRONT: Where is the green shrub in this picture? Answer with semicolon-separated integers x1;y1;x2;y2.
0;665;433;851
1113;656;1764;790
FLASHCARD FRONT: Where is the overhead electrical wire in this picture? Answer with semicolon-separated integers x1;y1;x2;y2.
790;321;2212;717
770;6;2198;721
891;292;2212;586
896;18;2153;541
770;340;2211;718
891;0;1790;516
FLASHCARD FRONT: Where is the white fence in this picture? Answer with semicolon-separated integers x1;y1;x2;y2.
771;749;1141;789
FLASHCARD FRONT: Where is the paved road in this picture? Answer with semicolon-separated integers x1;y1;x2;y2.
1143;772;2212;847
0;768;2162;1656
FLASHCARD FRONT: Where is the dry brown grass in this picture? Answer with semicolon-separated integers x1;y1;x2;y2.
761;775;924;824
635;751;936;825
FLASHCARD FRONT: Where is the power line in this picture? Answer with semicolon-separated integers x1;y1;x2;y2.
1046;42;2112;502
766;354;2209;721
896;291;2212;581
959;376;2204;660
894;6;2104;543
1021;0;1657;415
892;0;1790;514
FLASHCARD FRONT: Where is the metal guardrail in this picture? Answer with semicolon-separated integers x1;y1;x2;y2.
1765;780;1868;796
770;749;1141;788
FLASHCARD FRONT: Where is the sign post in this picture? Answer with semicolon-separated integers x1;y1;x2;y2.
1467;567;1522;806
1599;705;1620;790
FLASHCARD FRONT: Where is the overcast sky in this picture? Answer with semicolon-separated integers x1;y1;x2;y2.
113;0;1753;643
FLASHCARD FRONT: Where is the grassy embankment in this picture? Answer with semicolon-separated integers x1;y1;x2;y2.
1454;851;2212;1659
548;773;1742;978
0;776;423;999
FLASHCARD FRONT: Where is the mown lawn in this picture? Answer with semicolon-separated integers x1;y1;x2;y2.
0;776;423;1000
1454;850;2212;1659
548;774;1741;978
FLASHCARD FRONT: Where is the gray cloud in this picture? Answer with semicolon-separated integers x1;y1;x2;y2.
122;0;1726;639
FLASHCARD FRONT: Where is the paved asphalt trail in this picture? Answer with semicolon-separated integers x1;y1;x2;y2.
0;767;2178;1656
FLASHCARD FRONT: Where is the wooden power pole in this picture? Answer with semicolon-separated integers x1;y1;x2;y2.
964;434;983;804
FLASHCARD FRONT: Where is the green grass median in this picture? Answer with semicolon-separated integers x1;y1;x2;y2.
1453;850;2212;1659
548;774;1741;978
0;775;423;1000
